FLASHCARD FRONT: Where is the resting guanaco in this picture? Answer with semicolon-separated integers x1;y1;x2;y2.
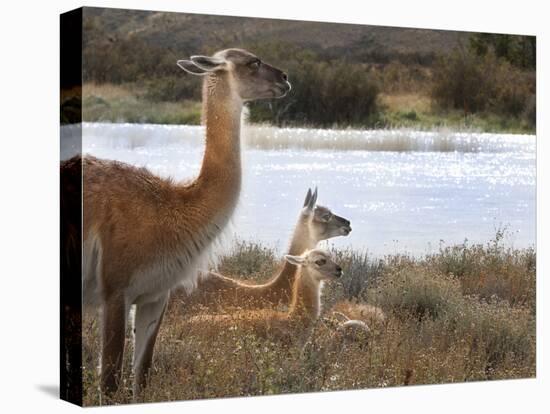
182;249;342;345
178;188;351;313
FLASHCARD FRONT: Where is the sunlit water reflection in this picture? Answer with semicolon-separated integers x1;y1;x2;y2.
62;122;536;256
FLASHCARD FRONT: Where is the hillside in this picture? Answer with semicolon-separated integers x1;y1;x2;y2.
82;7;470;66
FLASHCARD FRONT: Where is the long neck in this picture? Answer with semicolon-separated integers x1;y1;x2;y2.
273;215;316;287
198;73;243;193
184;73;243;230
288;268;321;323
288;214;316;255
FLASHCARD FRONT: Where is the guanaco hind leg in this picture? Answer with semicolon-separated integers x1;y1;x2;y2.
100;294;128;395
133;293;169;395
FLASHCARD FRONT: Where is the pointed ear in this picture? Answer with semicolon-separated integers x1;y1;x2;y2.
190;55;227;72
284;254;305;266
303;188;312;207
308;186;318;209
177;60;208;76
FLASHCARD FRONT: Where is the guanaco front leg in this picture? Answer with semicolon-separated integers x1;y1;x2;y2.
101;294;128;396
133;293;169;396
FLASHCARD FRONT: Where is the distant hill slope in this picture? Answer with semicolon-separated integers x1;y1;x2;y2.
82;7;470;65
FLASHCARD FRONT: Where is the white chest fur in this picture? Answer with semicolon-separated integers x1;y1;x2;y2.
126;218;232;306
83;207;234;308
127;246;210;305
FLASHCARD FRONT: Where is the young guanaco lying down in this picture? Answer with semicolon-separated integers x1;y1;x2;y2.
176;188;351;313
328;301;387;342
182;249;342;345
331;301;386;326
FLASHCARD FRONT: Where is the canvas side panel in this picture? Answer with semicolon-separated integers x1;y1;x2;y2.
60;7;83;407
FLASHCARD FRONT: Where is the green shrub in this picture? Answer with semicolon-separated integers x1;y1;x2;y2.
431;48;535;129
401;110;418;120
431;48;494;113
246;45;379;127
469;33;535;70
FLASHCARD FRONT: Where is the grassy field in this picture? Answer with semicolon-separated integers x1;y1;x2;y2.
82;83;202;125
82;233;536;406
80;83;534;134
375;93;533;133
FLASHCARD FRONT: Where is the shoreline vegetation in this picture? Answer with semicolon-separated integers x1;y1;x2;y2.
83;233;535;405
79;82;534;134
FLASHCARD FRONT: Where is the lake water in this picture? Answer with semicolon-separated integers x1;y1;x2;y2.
61;123;536;256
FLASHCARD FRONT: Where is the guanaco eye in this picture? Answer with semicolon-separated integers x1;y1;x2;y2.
315;259;326;266
249;59;261;69
323;214;332;221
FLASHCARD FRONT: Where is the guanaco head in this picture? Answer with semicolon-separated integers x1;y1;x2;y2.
285;249;343;281
302;187;352;241
177;48;291;101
